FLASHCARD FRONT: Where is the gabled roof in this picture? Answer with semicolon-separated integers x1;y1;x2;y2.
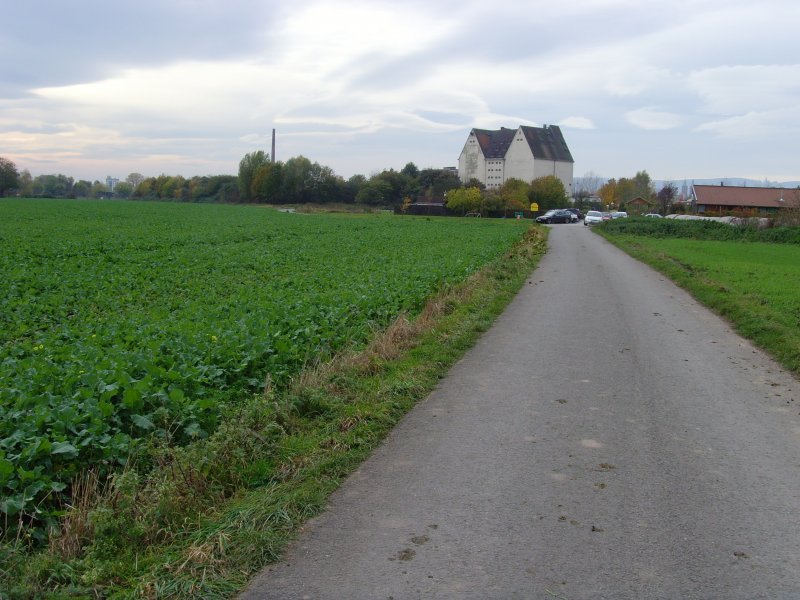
472;127;516;159
693;184;800;208
520;125;574;163
471;125;574;162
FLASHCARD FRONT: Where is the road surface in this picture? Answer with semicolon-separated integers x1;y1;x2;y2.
241;224;800;599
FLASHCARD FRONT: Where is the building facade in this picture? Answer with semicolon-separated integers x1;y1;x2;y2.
458;125;574;195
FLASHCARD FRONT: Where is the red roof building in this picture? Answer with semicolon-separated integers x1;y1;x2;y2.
693;184;800;215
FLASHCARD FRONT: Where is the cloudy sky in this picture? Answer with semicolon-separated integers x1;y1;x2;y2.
2;0;799;183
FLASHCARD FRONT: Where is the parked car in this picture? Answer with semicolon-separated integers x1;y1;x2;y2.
536;209;573;224
535;209;557;223
610;211;628;219
601;212;613;221
644;213;663;218
564;208;584;221
584;210;604;226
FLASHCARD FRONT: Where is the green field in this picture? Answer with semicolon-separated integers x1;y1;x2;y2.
598;225;800;375
0;199;531;531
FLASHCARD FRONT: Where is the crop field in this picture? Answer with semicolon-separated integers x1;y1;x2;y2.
0;199;530;529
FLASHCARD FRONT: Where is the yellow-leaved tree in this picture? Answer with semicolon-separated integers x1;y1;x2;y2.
445;187;484;215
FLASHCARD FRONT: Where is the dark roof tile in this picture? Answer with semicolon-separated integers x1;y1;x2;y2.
471;125;574;162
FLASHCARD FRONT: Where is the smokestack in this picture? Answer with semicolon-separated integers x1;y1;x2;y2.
271;129;276;163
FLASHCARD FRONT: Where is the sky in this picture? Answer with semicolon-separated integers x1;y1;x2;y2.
2;0;800;184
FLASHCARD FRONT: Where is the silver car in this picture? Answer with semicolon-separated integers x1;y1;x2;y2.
584;210;604;226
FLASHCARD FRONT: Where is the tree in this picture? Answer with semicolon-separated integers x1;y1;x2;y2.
32;174;74;197
0;157;20;196
499;178;530;212
90;181;109;198
573;170;605;207
418;168;461;202
656;182;677;215
355;179;392;205
238;150;270;202
444;187;483;214
616;177;636;205
133;178;152;198
160;175;187;200
367;169;418;207
465;178;485;190
252;162;283;202
304;162;342;203
343;174;367;203
126;172;145;189
528;175;566;211
599;170;654;210
73;180;92;198
632;170;654;199
17;169;33;197
401;162;419;178
114;181;134;198
598;179;618;208
280;156;315;203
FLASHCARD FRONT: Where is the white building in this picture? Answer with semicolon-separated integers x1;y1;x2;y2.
458;125;574;195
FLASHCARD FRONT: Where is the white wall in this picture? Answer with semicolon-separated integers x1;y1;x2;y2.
554;161;574;198
484;159;505;189
458;133;485;184
533;160;573;198
504;131;535;183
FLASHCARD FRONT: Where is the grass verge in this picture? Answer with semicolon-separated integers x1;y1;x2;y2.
2;226;547;599
597;228;800;376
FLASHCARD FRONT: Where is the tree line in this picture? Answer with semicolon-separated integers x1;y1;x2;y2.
0;152;573;213
595;170;678;214
0;153;462;206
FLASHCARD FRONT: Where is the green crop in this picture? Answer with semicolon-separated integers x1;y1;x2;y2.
0;199;529;533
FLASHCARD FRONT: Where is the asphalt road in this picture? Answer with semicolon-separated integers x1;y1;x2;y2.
241;224;800;600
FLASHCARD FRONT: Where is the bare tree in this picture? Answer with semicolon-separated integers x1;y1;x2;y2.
573;171;605;207
656;182;677;215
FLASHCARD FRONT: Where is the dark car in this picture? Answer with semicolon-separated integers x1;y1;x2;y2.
564;208;584;221
536;209;574;224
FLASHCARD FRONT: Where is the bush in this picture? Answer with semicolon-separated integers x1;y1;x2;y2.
601;217;800;244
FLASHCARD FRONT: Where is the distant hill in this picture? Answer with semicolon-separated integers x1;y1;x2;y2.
656;178;800;190
573;176;800;195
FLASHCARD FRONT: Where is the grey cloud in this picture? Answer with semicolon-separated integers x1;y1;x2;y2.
2;0;289;92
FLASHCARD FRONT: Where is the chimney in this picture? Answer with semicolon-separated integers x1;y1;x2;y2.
271;129;276;163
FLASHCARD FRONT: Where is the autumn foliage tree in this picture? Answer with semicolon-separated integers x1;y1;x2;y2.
238;150;270;202
445;187;484;214
499;178;531;212
528;175;566;211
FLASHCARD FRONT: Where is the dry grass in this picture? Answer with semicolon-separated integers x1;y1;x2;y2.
49;470;106;559
288;270;487;394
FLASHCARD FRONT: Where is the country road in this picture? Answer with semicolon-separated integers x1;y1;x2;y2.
241;224;800;600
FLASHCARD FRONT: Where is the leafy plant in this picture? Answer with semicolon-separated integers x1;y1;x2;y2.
0;199;530;535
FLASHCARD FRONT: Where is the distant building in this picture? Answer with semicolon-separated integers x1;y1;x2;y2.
692;184;800;215
106;176;120;193
457;125;574;194
624;196;654;215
